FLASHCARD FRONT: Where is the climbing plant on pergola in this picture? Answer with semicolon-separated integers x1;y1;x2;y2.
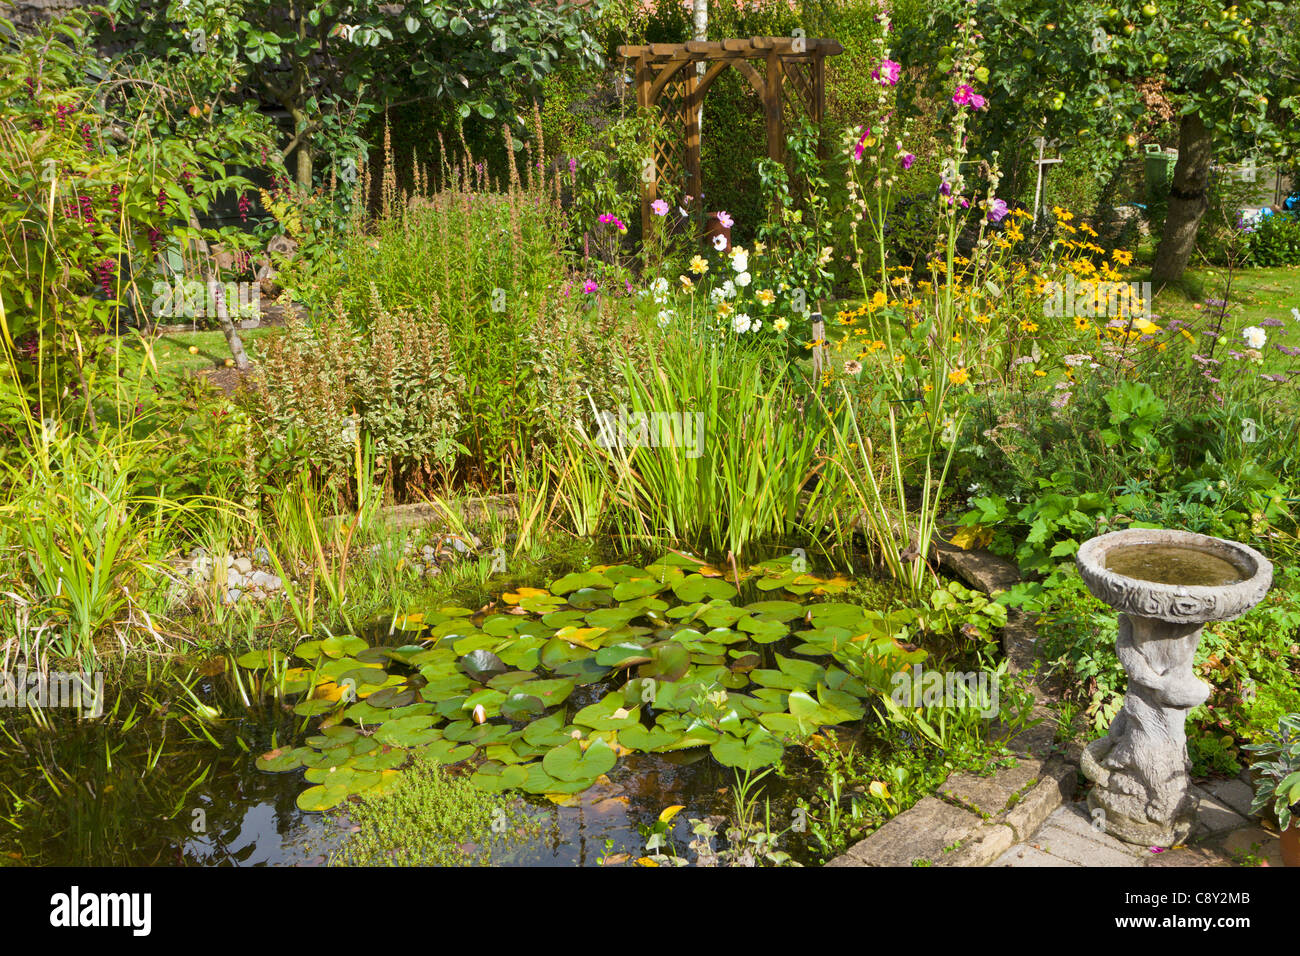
618;36;843;235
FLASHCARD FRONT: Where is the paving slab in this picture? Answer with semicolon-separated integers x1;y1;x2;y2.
1188;786;1249;837
994;844;1079;867
1203;778;1255;819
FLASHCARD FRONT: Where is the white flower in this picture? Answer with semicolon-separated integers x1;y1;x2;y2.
731;251;749;273
649;277;669;303
721;279;736;299
1242;326;1267;349
732;313;753;334
712;233;727;251
735;271;752;288
657;309;674;328
710;286;727;304
751;318;762;332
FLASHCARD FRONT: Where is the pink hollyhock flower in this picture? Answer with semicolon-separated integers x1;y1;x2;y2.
952;85;986;109
900;152;916;170
872;59;901;86
853;127;873;161
987;198;1008;222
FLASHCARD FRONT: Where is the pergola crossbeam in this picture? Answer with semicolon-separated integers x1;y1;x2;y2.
619;37;841;236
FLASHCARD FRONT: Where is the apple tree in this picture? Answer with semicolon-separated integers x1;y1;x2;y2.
105;0;606;190
932;0;1300;286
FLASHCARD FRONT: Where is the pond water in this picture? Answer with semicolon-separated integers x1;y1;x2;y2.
1104;543;1247;588
0;552;929;867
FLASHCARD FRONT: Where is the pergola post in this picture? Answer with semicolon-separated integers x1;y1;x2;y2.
619;37;843;237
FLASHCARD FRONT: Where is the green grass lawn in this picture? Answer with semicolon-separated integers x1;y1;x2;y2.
105;325;279;381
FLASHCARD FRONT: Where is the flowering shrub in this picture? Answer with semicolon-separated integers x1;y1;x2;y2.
0;10;275;412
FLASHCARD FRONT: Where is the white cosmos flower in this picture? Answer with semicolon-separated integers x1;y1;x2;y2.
735;271;751;288
721;279;736;299
1242;326;1267;349
657;309;674;328
731;251;749;273
710;286;727;304
732;312;752;334
712;233;727;251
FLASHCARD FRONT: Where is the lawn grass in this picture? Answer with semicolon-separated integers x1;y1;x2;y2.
103;325;279;380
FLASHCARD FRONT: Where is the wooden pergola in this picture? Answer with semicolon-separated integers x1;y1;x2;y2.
618;37;843;235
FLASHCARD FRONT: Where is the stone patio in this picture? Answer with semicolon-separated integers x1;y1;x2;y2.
995;776;1283;868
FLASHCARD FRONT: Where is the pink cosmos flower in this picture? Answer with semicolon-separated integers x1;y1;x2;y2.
582;279;598;295
717;211;734;229
651;199;669;216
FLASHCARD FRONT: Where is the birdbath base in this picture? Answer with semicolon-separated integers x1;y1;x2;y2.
1075;530;1272;848
1081;614;1206;847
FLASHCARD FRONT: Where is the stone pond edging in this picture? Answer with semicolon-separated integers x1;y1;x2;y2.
827;544;1081;868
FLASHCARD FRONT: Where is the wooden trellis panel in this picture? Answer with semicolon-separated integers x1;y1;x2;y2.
620;36;842;235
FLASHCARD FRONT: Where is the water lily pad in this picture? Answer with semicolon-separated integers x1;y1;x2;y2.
573;695;641;730
294;640;324;662
293;698;338;717
460;649;508;682
638;643;690;683
550;570;614;595
612;575;668;601
319;635;368;659
418;738;477;764
543;736;617;782
595;641;655;668
617;723;679;752
296;783;350;812
710;729;785;770
584;606;638;630
700;603;747;629
673;575;737;603
351;747;407;771
509;677;575;707
471;762;531;792
366;685;418;709
522;711;571;747
236;648;287;670
501;693;546;720
255;746;310;772
566;587;614;610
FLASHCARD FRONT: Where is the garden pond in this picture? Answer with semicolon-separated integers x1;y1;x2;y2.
0;550;994;866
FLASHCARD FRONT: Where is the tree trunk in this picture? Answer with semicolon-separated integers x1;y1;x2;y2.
187;211;252;371
1151;112;1215;288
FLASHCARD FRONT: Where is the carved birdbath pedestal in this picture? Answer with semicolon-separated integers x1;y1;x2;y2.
1075;529;1272;847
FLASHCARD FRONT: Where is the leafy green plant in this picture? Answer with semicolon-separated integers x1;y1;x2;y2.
1244;714;1300;832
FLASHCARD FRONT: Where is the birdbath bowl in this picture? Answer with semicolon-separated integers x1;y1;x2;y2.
1075;529;1272;847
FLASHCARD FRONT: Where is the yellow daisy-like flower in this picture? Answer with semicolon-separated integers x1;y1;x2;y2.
773;316;789;332
869;290;887;310
1034;369;1046;377
1019;320;1039;333
716;301;735;319
757;289;776;306
690;255;709;275
948;367;970;386
1074;315;1091;332
1112;249;1134;266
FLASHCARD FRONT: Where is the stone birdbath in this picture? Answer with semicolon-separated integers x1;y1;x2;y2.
1075;529;1272;846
